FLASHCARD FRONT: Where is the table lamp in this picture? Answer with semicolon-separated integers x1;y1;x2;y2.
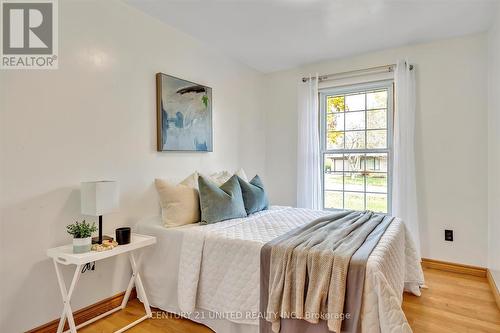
81;180;119;244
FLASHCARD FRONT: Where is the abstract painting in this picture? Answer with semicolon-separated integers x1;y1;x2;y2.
156;73;213;151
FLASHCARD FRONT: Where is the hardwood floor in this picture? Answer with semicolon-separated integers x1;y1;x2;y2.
80;267;500;333
403;268;500;332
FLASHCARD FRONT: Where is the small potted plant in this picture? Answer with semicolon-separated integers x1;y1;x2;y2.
66;220;97;253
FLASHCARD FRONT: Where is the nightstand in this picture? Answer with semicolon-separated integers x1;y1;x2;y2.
47;233;156;333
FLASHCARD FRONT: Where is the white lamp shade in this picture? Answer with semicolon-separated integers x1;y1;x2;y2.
81;181;119;216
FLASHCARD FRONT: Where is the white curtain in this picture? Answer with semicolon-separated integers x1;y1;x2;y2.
393;60;421;257
297;74;321;210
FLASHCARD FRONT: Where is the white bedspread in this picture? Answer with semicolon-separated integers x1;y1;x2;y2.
176;206;424;332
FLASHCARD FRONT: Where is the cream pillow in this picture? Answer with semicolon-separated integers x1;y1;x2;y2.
180;172;200;189
155;178;200;228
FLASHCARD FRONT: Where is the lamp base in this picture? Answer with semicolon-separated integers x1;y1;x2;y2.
92;235;113;244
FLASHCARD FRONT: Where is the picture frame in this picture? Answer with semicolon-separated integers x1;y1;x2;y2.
156;73;213;152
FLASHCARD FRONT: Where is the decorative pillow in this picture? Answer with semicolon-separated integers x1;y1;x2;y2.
209;170;233;185
237;175;269;215
235;168;249;182
198;175;247;224
154;179;200;228
181;169;249;189
180;172;200;189
210;169;248;182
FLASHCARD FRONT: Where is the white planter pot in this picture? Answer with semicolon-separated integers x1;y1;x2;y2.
73;237;92;253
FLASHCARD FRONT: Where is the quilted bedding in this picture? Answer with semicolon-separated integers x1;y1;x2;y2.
177;206;424;332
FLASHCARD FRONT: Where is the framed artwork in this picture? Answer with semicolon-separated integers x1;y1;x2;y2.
156;73;213;151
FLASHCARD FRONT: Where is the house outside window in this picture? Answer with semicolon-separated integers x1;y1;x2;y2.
320;81;393;213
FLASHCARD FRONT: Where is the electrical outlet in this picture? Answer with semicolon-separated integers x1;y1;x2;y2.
445;229;453;242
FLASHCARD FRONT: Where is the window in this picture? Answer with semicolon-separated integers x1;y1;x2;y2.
320;81;393;213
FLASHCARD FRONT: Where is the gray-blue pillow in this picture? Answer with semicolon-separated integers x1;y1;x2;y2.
237;175;269;215
198;175;247;224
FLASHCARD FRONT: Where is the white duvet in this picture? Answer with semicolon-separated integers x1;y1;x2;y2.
176;206;424;333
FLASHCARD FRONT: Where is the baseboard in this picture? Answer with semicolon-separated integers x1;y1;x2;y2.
26;289;137;333
421;258;487;277
486;269;500;311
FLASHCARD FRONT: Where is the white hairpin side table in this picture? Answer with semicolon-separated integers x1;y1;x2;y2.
47;233;156;333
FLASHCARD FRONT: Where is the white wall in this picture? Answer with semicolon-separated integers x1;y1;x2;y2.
0;1;266;332
264;34;489;267
0;2;495;331
488;6;500;286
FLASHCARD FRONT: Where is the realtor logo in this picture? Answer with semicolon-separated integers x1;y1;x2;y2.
1;0;58;69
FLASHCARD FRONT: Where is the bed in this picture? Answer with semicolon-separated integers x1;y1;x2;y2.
135;206;424;333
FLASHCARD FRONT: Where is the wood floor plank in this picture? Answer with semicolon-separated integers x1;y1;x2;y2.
403;293;500;324
81;267;500;333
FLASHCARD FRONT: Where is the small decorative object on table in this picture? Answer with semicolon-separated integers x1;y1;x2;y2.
66;220;97;254
91;239;118;252
115;227;131;245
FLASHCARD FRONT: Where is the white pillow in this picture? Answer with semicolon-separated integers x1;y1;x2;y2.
208;170;232;185
181;169;248;189
235;168;248;182
155;178;200;228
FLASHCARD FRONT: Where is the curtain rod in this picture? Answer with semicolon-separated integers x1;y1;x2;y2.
301;63;414;83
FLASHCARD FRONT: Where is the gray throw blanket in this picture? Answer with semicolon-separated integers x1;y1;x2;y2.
260;210;394;333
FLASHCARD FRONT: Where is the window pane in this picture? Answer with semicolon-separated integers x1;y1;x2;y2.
327;131;344;149
327;96;344;113
345;192;364;211
345;93;365;111
325;172;343;191
367;130;387;149
367;193;387;213
367;109;387;129
345;131;365;149
325;153;344;172
344;173;364;192
366;153;387;172
343;153;365;172
366;173;387;193
345;112;365;130
367;90;387;109
327;113;344;131
325;191;343;209
324;154;342;171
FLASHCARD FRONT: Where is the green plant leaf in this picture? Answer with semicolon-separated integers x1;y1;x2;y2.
66;220;97;238
202;95;209;108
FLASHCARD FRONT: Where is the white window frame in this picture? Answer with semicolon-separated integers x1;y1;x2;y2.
319;80;394;213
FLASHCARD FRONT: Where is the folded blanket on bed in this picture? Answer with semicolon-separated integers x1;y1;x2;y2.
264;210;394;333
